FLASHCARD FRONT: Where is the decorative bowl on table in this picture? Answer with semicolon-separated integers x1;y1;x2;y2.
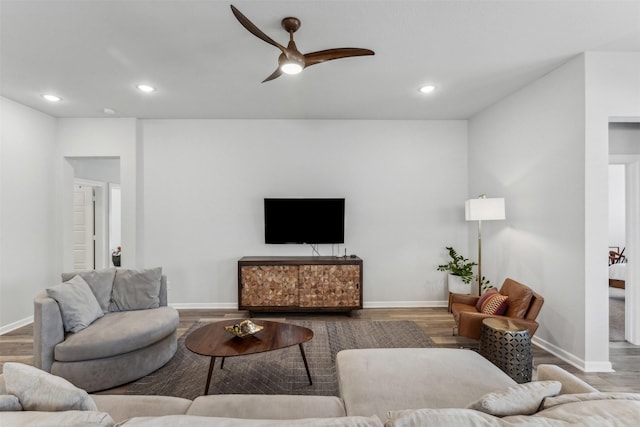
225;320;264;338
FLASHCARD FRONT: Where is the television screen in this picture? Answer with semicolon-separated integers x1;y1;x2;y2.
264;198;345;244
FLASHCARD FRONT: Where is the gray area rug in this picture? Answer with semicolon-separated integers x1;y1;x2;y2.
125;320;433;399
610;287;625;342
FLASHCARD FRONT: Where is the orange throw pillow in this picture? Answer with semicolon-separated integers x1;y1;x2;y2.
476;288;498;311
481;294;509;315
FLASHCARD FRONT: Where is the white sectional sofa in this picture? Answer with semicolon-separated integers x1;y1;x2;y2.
2;348;640;426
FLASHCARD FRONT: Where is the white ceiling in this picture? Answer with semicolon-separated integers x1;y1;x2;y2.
2;0;639;120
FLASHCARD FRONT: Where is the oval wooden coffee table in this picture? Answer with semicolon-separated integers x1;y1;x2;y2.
185;320;314;395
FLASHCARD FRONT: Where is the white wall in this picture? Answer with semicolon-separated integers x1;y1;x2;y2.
0;98;57;330
610;123;640;155
585;52;640;350
56;119;138;270
142;120;468;307
468;51;640;371
469;56;589;367
67;158;120;184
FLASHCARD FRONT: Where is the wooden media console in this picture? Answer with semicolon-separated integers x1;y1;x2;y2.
238;256;363;313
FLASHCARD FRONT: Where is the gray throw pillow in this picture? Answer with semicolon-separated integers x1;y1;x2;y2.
0;395;22;411
3;362;97;412
466;380;562;416
46;275;104;333
110;267;162;311
61;268;116;313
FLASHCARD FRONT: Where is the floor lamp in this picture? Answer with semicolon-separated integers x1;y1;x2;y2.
465;195;505;295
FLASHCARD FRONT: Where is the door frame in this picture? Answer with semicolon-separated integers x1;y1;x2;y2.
609;154;640;345
74;178;108;270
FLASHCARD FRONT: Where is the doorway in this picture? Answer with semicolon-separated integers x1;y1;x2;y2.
67;157;121;271
608;122;640;345
607;164;626;342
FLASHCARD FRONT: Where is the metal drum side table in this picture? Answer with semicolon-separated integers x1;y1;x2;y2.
479;317;532;383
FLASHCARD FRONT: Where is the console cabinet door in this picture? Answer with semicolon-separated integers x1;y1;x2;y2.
299;265;361;308
240;265;299;307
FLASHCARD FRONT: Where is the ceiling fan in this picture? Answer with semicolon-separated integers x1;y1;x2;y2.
230;5;375;83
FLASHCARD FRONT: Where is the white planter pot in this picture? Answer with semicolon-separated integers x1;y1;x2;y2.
448;274;472;294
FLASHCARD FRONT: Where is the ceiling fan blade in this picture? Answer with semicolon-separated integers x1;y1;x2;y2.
230;5;286;53
262;67;283;83
303;48;375;67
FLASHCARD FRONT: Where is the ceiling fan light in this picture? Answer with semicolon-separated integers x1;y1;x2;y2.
281;62;303;75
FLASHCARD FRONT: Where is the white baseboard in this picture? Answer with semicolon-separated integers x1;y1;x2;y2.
169;301;449;310
0;316;33;335
169;302;237;310
532;336;614;373
363;301;448;309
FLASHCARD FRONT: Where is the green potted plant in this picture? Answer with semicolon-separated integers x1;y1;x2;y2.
437;247;475;280
437;247;492;294
437;246;476;294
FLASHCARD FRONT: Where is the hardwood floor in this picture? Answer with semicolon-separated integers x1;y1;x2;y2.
1;307;639;393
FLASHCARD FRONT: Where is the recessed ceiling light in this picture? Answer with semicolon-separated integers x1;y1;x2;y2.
42;94;62;102
419;85;436;94
103;108;116;115
136;84;156;93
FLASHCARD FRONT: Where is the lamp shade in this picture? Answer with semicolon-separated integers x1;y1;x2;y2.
465;197;505;221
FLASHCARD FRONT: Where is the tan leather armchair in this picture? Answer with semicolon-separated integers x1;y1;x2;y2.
450;278;544;340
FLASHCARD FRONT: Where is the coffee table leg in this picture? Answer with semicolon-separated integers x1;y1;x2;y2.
205;356;216;395
298;343;313;385
221;357;225;370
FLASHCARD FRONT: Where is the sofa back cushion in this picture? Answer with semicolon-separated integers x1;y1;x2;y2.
119;415;383;426
0;411;115;426
500;279;533;318
110;267;162;311
46;275;104;333
61;269;116;314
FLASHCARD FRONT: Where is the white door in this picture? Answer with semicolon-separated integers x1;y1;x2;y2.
73;184;95;271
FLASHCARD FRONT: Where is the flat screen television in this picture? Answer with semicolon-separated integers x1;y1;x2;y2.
264;198;345;244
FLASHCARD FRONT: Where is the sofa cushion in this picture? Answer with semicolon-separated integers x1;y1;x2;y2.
385;408;501;427
480;294;508;315
2;362;97;411
465;381;561;416
92;395;192;424
503;397;640;425
0;395;22;411
46;275;104;333
336;348;516;420
500;279;533;318
451;302;479;323
187;395;346;419
55;307;179;362
540;392;640;410
110;267;162;311
0;410;114;426
61;269;116;314
118;415;383;426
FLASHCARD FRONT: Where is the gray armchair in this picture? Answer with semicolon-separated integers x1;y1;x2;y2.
34;271;179;392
